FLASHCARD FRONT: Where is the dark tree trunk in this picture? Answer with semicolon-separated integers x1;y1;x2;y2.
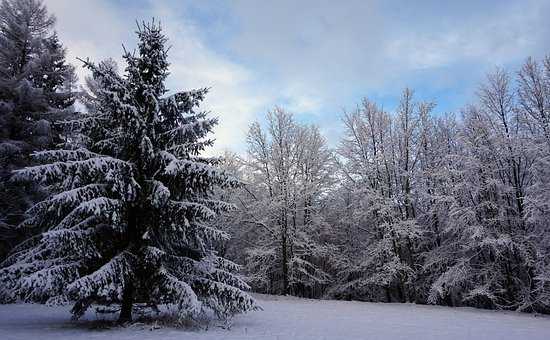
119;201;140;324
282;230;289;295
118;281;134;323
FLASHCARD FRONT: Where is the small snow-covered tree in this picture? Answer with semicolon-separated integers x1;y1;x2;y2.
0;21;256;322
328;93;426;303
412;112;462;305
426;68;539;311
228;108;333;297
517;56;550;311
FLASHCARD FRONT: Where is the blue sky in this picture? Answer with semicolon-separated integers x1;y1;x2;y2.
47;0;550;152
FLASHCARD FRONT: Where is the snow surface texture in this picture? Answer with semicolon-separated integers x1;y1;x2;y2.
1;294;549;340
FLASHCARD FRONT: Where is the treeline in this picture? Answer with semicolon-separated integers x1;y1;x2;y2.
1;0;549;319
218;58;550;313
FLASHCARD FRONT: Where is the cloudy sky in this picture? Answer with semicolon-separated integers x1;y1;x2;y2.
47;0;550;152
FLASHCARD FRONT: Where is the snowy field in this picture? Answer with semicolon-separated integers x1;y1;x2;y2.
1;294;549;340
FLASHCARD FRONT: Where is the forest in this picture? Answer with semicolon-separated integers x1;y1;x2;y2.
1;0;550;331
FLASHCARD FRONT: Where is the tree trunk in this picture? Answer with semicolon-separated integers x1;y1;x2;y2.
118;281;134;323
385;287;392;302
282;229;289;295
119;201;139;323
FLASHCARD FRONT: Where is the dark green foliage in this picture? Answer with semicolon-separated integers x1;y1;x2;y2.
0;0;75;260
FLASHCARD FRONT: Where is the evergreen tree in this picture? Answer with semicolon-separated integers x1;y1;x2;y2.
0;22;256;322
0;0;75;260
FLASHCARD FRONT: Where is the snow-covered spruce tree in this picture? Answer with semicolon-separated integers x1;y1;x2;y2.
0;0;75;260
0;22;256;322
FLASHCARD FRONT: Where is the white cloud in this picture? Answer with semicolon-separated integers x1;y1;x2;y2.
47;0;271;154
286;94;321;114
385;2;546;71
46;0;128;80
44;0;550;153
147;2;270;154
225;0;550;111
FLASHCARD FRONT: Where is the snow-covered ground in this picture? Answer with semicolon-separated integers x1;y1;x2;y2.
1;294;549;340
